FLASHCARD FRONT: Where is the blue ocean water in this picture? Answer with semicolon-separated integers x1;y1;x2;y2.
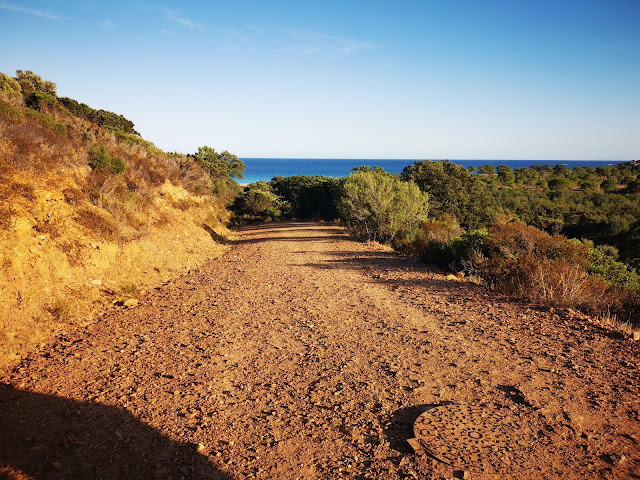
239;158;628;184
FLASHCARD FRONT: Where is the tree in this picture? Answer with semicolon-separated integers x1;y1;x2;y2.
626;178;640;194
0;72;21;100
59;97;138;134
339;168;429;243
15;70;57;96
553;164;571;178
531;164;553;179
190;146;245;179
401;160;498;229
548;177;573;192
478;164;496;175
600;178;618;192
497;165;516;185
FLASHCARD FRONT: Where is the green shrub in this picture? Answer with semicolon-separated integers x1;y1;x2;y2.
109;156;126;174
24;91;57;111
478;164;496;175
600;177;618;192
231;182;289;220
59;97;138;134
190;146;245;180
588;245;640;293
497;165;516;185
23;108;67;135
626;179;640;194
0;100;23;119
88;146;125;174
401;214;462;264
401;160;498;229
16;70;57;96
0;73;21;100
548;177;573;192
339;167;429;243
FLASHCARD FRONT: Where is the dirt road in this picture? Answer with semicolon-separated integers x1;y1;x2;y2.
2;222;639;479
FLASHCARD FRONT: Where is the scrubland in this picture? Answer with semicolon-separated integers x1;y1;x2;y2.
0;72;233;367
233;165;640;330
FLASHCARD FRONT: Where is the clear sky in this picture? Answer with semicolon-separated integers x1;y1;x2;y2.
1;1;639;159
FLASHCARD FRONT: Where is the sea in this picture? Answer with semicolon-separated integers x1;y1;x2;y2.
239;158;629;184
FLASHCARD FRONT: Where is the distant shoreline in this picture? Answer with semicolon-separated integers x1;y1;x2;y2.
238;158;630;184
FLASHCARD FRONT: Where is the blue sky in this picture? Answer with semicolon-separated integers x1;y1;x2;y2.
1;0;639;159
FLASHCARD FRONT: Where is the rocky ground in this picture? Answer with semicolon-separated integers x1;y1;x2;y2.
1;221;639;479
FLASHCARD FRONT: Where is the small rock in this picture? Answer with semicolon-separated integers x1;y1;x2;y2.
632;331;640;341
453;470;470;479
91;279;102;286
123;298;139;307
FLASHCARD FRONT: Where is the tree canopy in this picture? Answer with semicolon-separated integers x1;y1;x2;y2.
190;146;245;179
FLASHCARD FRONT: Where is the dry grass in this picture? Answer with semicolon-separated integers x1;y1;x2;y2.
529;259;608;311
48;297;74;323
0;91;232;369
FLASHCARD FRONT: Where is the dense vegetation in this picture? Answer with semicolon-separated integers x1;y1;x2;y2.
232;160;640;326
0;70;244;242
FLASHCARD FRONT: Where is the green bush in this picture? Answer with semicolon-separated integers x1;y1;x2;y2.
231;182;288;219
0;100;23;119
24;91;57;111
478;164;496;175
59;97;138;134
88;146;125;174
23;108;67;135
600;177;618;192
339;167;429;243
588;245;640;293
401;214;462;264
0;73;21;100
548;177;573;192
16;70;56;96
626;179;640;194
497;165;516;185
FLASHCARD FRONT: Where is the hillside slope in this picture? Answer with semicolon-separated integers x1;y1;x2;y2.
2;222;639;479
0;90;231;368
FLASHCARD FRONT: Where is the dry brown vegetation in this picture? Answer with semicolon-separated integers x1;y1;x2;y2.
0;91;231;368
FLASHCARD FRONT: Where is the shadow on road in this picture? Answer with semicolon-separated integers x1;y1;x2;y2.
232;234;349;245
383;404;441;454
231;221;352;245
0;383;230;480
